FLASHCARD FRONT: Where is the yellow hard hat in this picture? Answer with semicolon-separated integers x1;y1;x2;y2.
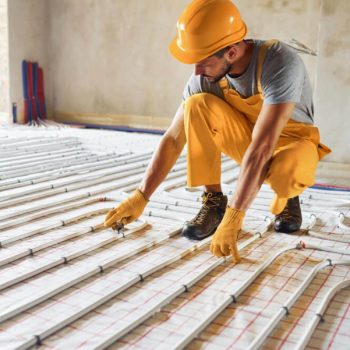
169;0;247;64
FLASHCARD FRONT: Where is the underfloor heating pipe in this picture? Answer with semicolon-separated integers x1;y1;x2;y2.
0;147;88;166
94;220;273;350
0;223;186;324
0;154;187;204
307;213;350;243
0;170;146;209
0;218;147;296
0;203;188;268
0;136;78;149
0;150;147;187
0;151;103;176
0;140;82;157
0;154;186;201
0;159;170;202
295;278;350;350
172;242;350;350
0;146;129;165
12;223;254;349
247;257;350;350
0;151;93;174
0;176;148;221
0;199;111;244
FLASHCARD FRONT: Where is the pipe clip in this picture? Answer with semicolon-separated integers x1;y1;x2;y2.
316;313;325;322
34;335;42;346
296;241;306;250
282;306;289;315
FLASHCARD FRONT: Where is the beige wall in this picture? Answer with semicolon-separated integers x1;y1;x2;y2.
7;0;50;123
0;0;9;122
49;0;322;123
314;0;350;163
48;0;192;124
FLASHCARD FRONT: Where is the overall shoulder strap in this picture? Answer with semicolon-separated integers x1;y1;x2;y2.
256;39;279;95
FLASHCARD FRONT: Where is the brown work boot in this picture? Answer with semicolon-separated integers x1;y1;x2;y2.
274;196;302;233
182;192;227;240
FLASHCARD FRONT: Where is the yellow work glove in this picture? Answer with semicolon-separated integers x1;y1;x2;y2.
104;189;148;228
210;207;245;263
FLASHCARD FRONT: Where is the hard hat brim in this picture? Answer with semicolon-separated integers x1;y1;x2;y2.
169;22;247;64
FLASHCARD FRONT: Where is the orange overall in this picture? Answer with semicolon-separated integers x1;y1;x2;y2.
183;40;331;214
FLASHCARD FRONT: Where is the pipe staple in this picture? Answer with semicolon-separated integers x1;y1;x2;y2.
34;335;41;346
316;313;325;322
327;258;333;266
230;294;237;303
182;284;189;293
139;273;144;282
282;306;289;315
28;248;34;256
62;257;68;264
98;266;104;273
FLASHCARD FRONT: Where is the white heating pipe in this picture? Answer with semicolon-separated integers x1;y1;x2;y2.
247;258;350;350
0;150;147;185
95;220;273;350
0;218;147;293
295;278;350;350
0;224;181;323
12;220;271;350
172;242;350;350
306;213;350;243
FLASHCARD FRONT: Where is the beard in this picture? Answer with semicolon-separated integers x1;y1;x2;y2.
204;60;232;83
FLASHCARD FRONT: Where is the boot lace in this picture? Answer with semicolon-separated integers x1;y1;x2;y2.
277;206;294;221
191;193;222;225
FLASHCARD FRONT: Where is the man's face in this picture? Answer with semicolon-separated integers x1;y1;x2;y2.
194;55;232;83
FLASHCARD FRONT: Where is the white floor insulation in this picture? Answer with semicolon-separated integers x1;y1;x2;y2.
0;124;349;350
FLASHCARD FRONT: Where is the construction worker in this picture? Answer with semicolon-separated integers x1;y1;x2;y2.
104;0;331;262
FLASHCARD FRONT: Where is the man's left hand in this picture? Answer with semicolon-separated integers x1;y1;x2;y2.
210;207;245;263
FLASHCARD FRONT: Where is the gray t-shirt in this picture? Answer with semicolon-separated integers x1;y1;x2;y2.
182;40;314;124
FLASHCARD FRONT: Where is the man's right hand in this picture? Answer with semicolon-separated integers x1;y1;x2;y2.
104;189;148;228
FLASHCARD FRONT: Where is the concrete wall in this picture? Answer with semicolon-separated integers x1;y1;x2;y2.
0;0;9;122
7;0;50;123
314;0;350;163
48;0;191;128
49;0;321;122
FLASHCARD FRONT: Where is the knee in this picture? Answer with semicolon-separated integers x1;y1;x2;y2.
267;156;316;197
268;165;299;196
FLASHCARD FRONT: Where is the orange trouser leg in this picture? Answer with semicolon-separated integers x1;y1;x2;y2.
184;93;252;187
184;93;321;214
266;137;320;213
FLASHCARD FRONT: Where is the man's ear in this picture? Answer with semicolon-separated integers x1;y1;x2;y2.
224;45;238;62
